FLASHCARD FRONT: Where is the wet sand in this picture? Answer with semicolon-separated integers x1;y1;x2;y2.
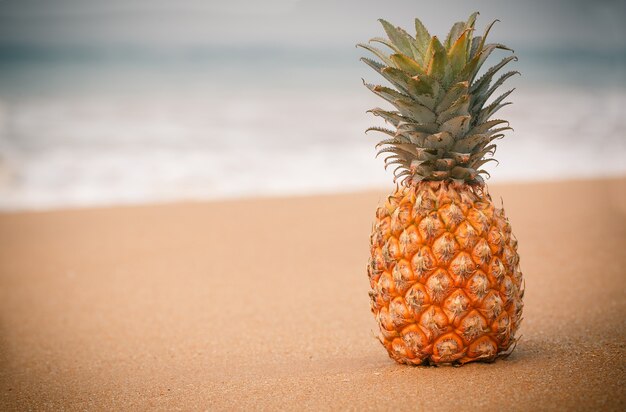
1;177;625;410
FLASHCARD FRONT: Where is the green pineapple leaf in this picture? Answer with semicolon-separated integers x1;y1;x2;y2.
414;17;431;53
368;37;402;54
473;70;520;110
367;108;406;126
365;126;397;138
437;95;471;124
471;55;518;95
360;13;517;183
425;36;447;80
440;114;472;137
475;89;515;124
364;82;410;105
376;146;415;160
447;30;472;77
379;19;414;56
379;67;415;94
477;101;512;124
390;54;424;76
408;41;425;65
357;44;395;67
465;12;479;31
453;133;491;152
448;151;472;165
445;21;467;50
468;119;509;135
396;129;429;144
457;43;513;85
393;99;437;123
436;81;469;112
464;12;479;57
425;131;454;150
450;166;478;180
477;19;500;55
375;137;411;148
397;121;439;135
471;157;499;169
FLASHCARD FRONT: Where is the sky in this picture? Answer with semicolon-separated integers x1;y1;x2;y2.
0;0;624;51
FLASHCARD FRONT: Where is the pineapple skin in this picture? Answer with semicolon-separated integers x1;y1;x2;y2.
368;180;523;365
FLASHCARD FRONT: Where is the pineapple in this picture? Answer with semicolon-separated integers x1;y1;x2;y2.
360;12;524;365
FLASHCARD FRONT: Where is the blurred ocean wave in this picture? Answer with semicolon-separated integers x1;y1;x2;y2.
0;46;625;210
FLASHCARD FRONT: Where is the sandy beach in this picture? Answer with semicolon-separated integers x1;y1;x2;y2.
1;177;625;411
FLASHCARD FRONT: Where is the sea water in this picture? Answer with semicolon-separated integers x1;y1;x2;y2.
0;47;624;210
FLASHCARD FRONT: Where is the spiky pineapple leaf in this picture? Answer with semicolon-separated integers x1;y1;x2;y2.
376;146;415;160
469;119;509;135
414;18;431;53
414;148;439;161
445;22;466;49
409;74;440;98
472;144;497;159
448;151;472;165
362;58;418;100
436;81;469;112
360;57;386;73
396;121;439;134
465;12;479;31
473;70;520;110
487;126;513;135
447;30;471;76
379;67;415;94
365;83;410;105
393;99;437;123
437;95;470;124
368;37;402;54
425;36;447;80
485;88;515;110
469;35;482;59
397;129;430;145
472;157;499;169
375;137;411;147
453;133;490;152
477;19;500;54
425;131;454;149
379;19;414;56
471;55;517;97
357;44;394;67
464;12;479;57
478;101;512;124
367;108;406;126
440;114;471;137
408;41;425;65
363;62;428;99
458;43;513;85
365;126;397;138
390;54;424;76
450;166;477;180
404;83;436;109
476;89;515;124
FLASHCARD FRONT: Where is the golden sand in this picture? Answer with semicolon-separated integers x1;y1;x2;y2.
1;177;625;410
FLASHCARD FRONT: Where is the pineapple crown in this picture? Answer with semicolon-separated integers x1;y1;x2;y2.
359;12;518;185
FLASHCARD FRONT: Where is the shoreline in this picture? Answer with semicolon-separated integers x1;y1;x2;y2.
1;174;625;215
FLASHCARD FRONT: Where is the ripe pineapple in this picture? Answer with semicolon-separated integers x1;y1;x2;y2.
360;12;524;365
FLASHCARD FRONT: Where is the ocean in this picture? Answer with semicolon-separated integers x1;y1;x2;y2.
0;46;624;210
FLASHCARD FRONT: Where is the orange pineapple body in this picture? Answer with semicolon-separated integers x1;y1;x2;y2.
368;181;523;365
